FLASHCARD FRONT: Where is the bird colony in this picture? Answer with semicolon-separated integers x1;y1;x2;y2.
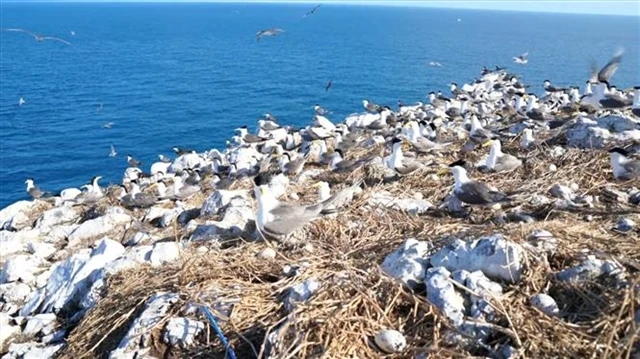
1;56;639;358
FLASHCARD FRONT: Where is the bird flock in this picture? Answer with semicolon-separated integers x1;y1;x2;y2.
22;46;639;241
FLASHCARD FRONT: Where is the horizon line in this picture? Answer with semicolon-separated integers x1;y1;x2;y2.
2;0;639;17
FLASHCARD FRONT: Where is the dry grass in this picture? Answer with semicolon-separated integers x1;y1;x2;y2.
60;131;639;358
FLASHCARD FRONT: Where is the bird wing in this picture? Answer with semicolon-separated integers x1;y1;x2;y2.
494;154;522;172
395;159;423;175
41;36;72;45
2;28;38;38
623;160;640;179
457;182;509;205
598;50;623;83
270;202;322;219
521;52;528;59
262;214;318;238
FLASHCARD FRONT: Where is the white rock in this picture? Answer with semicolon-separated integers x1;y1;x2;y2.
5;342;65;359
453;270;502;321
23;313;57;336
0;229;42;257
0;282;32;304
374;329;406;354
1;255;39;284
549;184;574;201
163;317;205;347
35;206;80;232
368;191;433;215
124;231;150;246
257;248;277;260
26;241;57;259
0;320;21;347
169;153;204;173
200;190;250;216
596;114;640;133
425;267;465;325
105;245;153;274
45;224;79;244
191;200;255;241
0;201;35;230
149;242;180;267
284;279;320;312
67;208;131;247
20;239;124;317
381;239;431;289
530;293;559;317
429;234;523;283
110;292;179;358
42;329;66;345
526;229;557;252
556;256;623;283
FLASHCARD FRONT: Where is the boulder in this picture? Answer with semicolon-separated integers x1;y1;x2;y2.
0;201;35;231
381;239;431;289
284;279;320;313
67;207;131;247
163;317;205;347
149;242;180;267
200;190;250;216
35;206;80;232
368;191;433;215
425;267;465;325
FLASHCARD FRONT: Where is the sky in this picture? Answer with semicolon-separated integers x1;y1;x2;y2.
3;0;639;16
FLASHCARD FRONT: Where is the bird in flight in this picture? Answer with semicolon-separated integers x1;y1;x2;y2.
325;79;333;92
102;122;114;129
303;4;322;18
513;52;529;64
1;28;72;46
109;145;117;157
428;61;442;67
70;30;75;36
256;28;284;42
18;97;26;106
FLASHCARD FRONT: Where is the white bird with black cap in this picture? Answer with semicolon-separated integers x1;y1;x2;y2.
445;159;512;207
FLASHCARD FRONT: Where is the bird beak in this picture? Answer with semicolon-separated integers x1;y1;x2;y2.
482;140;494;148
259;186;267;195
311;182;321;188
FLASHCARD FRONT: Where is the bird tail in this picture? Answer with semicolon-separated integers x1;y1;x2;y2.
319;179;363;215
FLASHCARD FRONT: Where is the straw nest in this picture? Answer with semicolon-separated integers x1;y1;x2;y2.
60;132;639;358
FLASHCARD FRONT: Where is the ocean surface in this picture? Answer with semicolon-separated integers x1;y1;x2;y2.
0;3;638;208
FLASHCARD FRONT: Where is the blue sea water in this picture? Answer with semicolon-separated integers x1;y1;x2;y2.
0;3;638;208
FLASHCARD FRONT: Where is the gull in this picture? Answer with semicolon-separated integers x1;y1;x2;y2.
256;28;284;42
312;114;335;131
76;176;104;204
328;148;372;173
159;154;172;163
277;152;307;177
25;178;54;199
325;79;333;92
302;4;322;18
253;173;347;240
481;140;522;173
403;121;451;154
109;144;117;157
609;148;640;181
2;28;72;46
513;52;528;64
173;147;195;156
314;104;330;116
120;181;157;209
102;122;114;129
446;160;512;207
469;115;495;143
428;61;442;67
521;128;535;149
543;80;569;93
387;138;424;176
127;154;142;167
363;99;381;113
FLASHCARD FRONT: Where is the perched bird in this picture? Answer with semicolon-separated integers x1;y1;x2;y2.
609;148;640;181
277;152;307;177
328;148;371;173
254;173;340;240
24;178;54;199
543;80;568;93
325;79;333;92
173;147;195;156
120;181;157;209
109;145;117;158
127;154;142;167
302;4;321;18
513;52;528;64
314;104;330;116
256;28;284;42
446;160;512;207
76;176;104;204
18;97;26;106
363;99;381;113
403;121;451;153
469;115;495;143
159;154;172;163
481;140;522;173
387;138;424;175
2;28;72;45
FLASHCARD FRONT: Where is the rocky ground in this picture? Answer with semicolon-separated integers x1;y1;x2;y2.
1;69;639;358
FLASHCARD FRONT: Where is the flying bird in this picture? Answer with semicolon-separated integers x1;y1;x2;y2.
428;61;442;67
18;97;26;106
109;145;117;158
102;122;114;129
513;52;528;64
595;49;624;85
325;79;333;92
70;30;75;36
302;4;322;18
1;28;72;46
256;28;284;42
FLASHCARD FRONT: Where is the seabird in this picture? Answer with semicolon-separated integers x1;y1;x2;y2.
403;121;450;153
258;119;280;131
387;138;424;176
302;4;321;18
446;160;512;207
543;80;569;93
513;52;529;64
256;28;284;42
159;154;172;163
595;48;624;86
469;115;495;143
76;176;104;204
428;61;442;67
102;122;114;129
363;100;381;113
325;79;333;92
24;178;54;199
632;86;640;118
109;145;117;158
171;175;201;199
173;147;195;156
481;140;522;173
127;154;142;167
18;97;26;106
70;30;75;36
278;152;307;177
328;148;370;173
253;173;341;240
120;181;157;209
599;92;632;109
314;104;330;116
521;128;535;149
236;125;267;143
609;148;640;181
2;28;72;46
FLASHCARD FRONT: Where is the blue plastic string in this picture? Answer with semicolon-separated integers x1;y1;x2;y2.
201;306;237;359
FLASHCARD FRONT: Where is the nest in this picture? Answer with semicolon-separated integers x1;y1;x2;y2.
60;129;639;358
